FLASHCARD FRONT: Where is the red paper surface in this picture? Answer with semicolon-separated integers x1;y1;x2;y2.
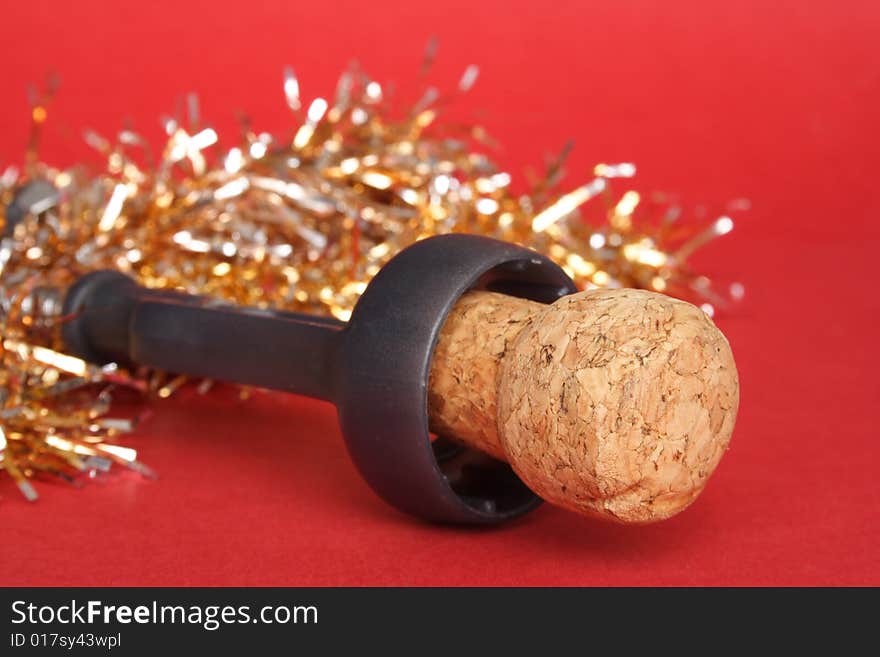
0;0;877;586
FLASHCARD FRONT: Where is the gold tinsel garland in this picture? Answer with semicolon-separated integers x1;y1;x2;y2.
0;58;741;501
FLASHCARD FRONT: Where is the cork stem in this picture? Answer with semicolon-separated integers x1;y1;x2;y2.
428;290;536;460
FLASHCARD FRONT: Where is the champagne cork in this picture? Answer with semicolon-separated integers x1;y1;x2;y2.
428;288;739;523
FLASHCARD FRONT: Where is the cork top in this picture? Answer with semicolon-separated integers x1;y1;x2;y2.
495;288;739;522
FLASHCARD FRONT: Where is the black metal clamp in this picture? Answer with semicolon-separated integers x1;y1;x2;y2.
61;234;577;524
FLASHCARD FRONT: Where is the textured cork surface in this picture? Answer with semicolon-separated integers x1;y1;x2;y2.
428;291;535;461
428;288;739;523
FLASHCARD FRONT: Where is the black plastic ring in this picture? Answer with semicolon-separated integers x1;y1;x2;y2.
336;234;577;524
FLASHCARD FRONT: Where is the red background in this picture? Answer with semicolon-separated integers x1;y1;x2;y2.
1;0;878;586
